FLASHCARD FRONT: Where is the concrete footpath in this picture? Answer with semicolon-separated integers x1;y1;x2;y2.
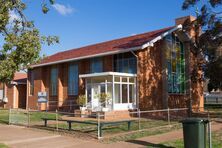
0;122;221;148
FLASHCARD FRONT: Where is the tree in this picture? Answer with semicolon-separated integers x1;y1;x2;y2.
182;0;222;91
0;0;59;82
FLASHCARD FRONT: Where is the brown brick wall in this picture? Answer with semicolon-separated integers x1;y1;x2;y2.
0;82;26;109
137;40;165;110
27;59;92;110
103;55;113;72
27;67;44;110
136;37;201;110
5;84;15;108
168;94;189;108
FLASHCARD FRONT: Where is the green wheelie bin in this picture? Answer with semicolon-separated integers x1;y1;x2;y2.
181;118;209;148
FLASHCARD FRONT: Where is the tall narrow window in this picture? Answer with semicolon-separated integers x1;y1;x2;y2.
90;58;103;73
29;70;34;96
50;68;58;96
68;64;79;95
166;33;185;94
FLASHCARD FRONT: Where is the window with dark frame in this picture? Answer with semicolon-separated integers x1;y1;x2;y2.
166;33;186;94
114;53;137;74
50;68;58;96
29;70;34;96
68;63;79;95
90;57;103;73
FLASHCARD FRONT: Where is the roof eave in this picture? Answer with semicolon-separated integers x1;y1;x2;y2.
142;24;182;49
31;46;142;68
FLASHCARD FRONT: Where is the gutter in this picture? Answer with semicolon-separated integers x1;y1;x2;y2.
32;25;182;68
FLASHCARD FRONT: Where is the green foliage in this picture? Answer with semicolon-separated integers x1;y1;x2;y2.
0;0;58;83
76;95;87;106
182;0;222;91
206;57;222;91
98;93;110;103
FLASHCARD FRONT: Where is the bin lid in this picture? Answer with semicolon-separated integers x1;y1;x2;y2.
180;118;209;124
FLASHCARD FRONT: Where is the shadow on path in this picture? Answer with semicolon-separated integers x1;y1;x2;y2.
126;140;175;148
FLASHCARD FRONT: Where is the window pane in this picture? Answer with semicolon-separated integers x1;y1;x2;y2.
165;34;185;94
29;70;34;95
68;64;78;95
100;84;105;93
87;85;92;103
122;77;127;82
51;68;58;96
115;77;120;82
114;53;137;74
91;58;103;73
129;78;134;83
107;84;112;99
129;84;134;103
122;84;128;103
115;84;120;103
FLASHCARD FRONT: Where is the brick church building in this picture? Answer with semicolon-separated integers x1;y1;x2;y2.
27;16;204;112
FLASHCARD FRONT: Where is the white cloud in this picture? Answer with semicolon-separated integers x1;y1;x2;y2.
131;33;137;36
52;3;74;16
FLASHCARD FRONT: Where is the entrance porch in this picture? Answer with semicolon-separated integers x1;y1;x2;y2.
79;72;137;112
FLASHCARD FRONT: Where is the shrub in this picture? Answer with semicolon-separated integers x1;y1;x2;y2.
76;95;86;107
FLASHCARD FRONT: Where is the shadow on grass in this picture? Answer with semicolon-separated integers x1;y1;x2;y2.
0;120;8;125
126;140;175;148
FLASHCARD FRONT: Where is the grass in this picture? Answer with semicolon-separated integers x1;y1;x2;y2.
0;143;8;148
0;110;9;124
0;109;182;141
0;110;183;146
0;109;58;125
103;125;182;143
31;116;181;141
162;128;222;148
101;121;182;143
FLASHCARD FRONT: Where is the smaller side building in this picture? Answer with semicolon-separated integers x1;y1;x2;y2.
0;72;27;109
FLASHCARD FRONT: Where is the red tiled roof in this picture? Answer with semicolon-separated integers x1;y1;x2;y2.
37;26;174;66
13;72;27;84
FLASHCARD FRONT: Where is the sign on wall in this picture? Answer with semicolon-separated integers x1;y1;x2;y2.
37;92;48;103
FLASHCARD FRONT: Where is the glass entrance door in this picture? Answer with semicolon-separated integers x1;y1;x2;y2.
91;84;100;111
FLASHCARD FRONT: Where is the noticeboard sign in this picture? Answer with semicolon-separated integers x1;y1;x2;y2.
38;92;48;103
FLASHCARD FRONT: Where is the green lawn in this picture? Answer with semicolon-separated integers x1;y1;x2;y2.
101;121;182;143
162;129;222;148
0;143;8;148
0;109;58;125
1;109;182;140
0;110;9;124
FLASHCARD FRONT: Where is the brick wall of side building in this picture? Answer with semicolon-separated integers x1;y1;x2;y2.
5;84;15;108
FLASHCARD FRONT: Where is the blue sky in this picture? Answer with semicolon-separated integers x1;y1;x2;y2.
6;0;197;56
